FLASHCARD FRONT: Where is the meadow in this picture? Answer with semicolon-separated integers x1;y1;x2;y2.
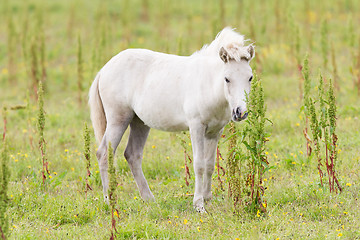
1;0;360;239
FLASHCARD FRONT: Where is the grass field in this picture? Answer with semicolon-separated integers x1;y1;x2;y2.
1;0;360;239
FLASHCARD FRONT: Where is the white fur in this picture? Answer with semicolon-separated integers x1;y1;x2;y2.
89;27;255;212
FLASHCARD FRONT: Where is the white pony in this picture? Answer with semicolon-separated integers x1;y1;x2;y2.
89;27;255;212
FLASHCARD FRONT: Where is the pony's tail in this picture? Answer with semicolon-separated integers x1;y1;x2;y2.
89;73;106;144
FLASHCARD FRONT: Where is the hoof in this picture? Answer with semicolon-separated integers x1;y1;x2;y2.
195;205;207;213
193;196;206;213
141;192;155;202
104;195;110;205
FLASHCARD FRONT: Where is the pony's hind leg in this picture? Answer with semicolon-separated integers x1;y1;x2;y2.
96;112;134;203
124;115;154;201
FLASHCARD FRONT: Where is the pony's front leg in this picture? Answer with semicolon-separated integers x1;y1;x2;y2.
203;131;222;201
189;124;206;213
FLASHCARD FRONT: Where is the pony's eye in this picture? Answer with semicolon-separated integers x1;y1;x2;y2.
249;76;253;82
225;77;230;83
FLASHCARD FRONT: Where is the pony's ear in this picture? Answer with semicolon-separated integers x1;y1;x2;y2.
219;47;229;63
247;45;255;61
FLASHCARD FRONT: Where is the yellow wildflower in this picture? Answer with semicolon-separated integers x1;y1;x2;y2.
2;68;8;75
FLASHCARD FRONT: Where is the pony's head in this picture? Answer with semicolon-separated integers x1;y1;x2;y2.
195;27;255;122
219;43;255;122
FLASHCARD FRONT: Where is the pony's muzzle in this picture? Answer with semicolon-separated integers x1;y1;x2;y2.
232;107;248;121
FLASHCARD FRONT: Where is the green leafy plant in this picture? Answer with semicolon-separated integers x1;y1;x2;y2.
308;74;342;193
326;80;342;193
226;122;241;210
227;73;271;214
302;54;312;157
37;81;49;184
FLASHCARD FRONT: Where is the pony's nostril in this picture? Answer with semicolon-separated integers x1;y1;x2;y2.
232;107;247;121
236;107;241;117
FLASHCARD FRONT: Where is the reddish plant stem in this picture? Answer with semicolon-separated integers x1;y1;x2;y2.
2;109;6;142
317;157;323;187
40;144;48;184
109;194;119;240
325;144;332;192
216;147;225;191
85;169;93;195
0;226;5;240
184;149;190;186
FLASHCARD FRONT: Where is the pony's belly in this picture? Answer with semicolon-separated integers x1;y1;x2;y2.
136;112;189;132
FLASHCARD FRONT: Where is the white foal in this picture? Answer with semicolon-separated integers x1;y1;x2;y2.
89;27;255;212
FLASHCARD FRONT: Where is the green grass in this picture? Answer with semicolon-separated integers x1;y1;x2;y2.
1;0;360;239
